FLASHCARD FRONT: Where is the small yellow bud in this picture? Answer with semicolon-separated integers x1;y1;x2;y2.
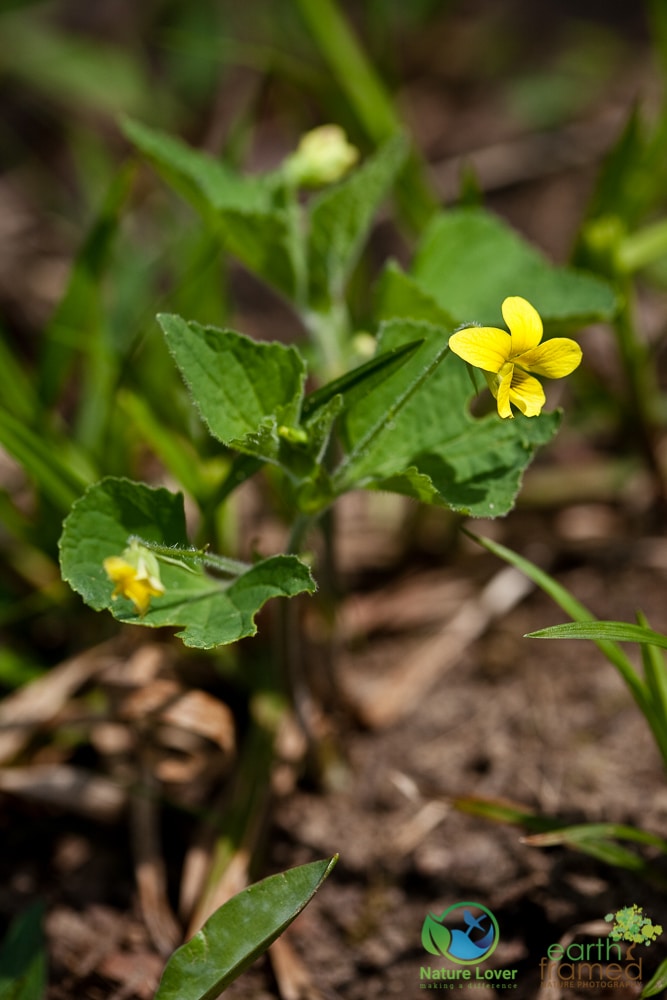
284;124;359;188
103;541;165;616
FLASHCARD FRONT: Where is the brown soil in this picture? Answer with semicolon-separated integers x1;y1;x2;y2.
2;4;666;1000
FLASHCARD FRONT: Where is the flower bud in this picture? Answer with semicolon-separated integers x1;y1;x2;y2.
284;125;359;188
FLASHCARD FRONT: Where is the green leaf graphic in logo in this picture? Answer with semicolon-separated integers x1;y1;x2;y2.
422;913;451;956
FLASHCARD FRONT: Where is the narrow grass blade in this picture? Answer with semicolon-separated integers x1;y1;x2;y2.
641;956;667;998
637;612;667;733
293;0;437;229
0;408;91;512
451;794;556;833
116;389;210;501
466;533;654;724
523;821;667;853
527;620;667;650
39;165;134;406
523;823;667;879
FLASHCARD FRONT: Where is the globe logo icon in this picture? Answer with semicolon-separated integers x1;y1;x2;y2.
422;902;499;965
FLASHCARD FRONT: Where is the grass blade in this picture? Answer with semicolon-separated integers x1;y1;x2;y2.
527;620;667;649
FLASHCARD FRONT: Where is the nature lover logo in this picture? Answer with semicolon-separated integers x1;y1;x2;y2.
422;903;500;965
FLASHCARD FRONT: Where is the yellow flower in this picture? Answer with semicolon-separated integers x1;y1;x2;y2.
284;124;359;187
103;543;165;616
448;296;583;419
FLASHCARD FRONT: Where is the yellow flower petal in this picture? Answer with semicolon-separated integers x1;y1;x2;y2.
517;338;582;378
103;555;164;616
494;368;514;419
448;327;511;373
103;556;135;590
508;369;545;417
502;296;543;355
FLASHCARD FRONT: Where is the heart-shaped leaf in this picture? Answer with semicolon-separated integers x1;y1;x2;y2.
59;477;315;648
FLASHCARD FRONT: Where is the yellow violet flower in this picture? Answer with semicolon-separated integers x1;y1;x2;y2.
448;296;583;419
103;542;165;616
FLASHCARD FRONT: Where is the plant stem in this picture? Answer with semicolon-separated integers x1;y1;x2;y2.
131;537;252;577
613;281;667;503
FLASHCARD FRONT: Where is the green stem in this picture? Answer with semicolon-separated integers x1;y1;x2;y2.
286;513;313;555
613;281;666;501
130;537;252;577
617;218;667;272
280;175;309;312
302;302;351;380
294;0;399;142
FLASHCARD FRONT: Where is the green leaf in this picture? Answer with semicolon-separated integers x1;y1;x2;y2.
454;796;667;878
411;207;616;326
0;13;156;119
123;118;270;216
0;900;47;1000
301;338;424;419
158;314;306;464
523;823;667;874
641;957;667;998
335;319;560;516
123;118;297;298
527;620;667;649
59;478;315;649
523;821;667;853
375;260;457;327
584;107;646;226
0;328;39;424
307;134;409;308
421;914;451;958
154;856;338;1000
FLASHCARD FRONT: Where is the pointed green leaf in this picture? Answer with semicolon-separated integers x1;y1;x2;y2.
523;822;667;853
155;856;338;1000
59;478;315;649
527;620;667;649
421;914;451;958
301;338;424;419
307;134;409;308
122;118;297;298
334;319;560;516
0;900;47;1000
523;823;667;874
158;314;306;463
641;957;667;998
122;118;271;216
412;208;616;326
0;328;39;424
